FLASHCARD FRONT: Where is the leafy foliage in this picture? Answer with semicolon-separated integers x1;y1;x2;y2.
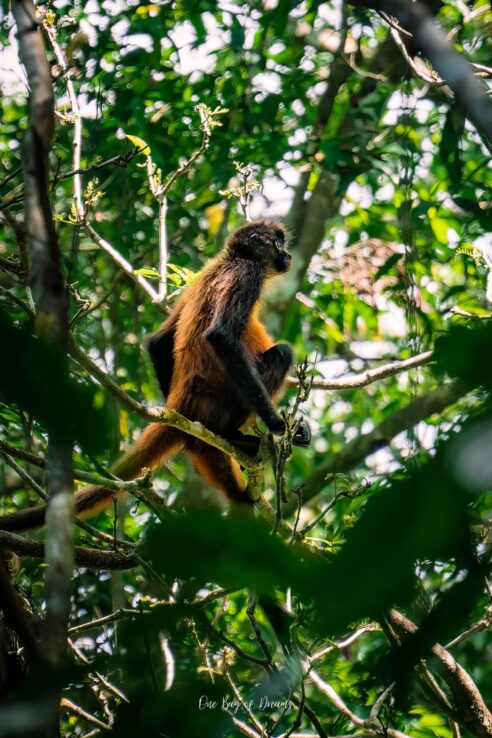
0;1;491;737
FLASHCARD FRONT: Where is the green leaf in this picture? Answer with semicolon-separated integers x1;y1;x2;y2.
125;134;151;156
430;217;449;244
167;263;195;285
133;267;161;280
0;312;111;454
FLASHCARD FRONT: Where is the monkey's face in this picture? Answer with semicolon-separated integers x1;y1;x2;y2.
227;221;292;275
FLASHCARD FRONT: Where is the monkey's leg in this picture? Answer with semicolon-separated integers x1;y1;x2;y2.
258;343;293;396
258;344;311;448
221;345;293;454
225;431;261;456
187;443;251;505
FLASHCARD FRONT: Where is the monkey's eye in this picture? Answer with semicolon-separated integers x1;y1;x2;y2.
251;234;265;247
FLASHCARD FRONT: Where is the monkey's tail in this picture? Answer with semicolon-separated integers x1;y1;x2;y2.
0;424;185;532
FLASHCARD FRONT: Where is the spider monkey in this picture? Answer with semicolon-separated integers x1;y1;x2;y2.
0;220;310;531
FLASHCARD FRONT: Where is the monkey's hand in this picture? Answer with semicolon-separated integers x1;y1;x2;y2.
292;418;311;448
263;410;286;436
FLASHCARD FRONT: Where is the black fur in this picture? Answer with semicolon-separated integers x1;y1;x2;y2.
147;322;176;398
292;418;311;448
204;260;286;433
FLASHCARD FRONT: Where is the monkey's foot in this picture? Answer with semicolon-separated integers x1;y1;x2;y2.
292;418;311;448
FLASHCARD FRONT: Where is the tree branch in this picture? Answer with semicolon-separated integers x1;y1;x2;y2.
445;619;491;650
43;20;162;307
83;222;162;304
308;670;365;726
67;608;139;636
144;103;220;301
351;0;492;142
42;19;83;219
60;698;111;731
12;0;74;675
0;438;152;492
308;624;380;664
308;670;411;738
284;380;466;513
67;336;261;471
388;610;492;738
287;350;434;390
0;529;138;570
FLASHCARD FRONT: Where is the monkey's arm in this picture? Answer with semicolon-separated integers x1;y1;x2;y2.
147;311;179;398
204;264;285;434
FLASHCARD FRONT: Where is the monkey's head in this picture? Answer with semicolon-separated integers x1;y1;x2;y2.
225;221;291;275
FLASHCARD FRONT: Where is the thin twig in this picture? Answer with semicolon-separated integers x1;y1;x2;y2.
308;670;411;738
43;20;83;218
226;672;266;737
370;682;394;718
445;618;491;649
389;26;442;86
287;350;434;390
450;306;492;320
60;698;111;731
144;103;222;301
162;103;215;196
68;608;140;636
207;622;269;668
247;591;276;670
308;624;380;664
84;222;161;304
55;151;138;183
43;20;162;306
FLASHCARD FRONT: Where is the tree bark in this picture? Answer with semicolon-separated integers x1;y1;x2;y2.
12;0;74;732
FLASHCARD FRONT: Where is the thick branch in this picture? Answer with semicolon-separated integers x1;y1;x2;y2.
351;0;492;141
12;0;74;671
68;336;261;470
0;530;138;570
389;610;492;738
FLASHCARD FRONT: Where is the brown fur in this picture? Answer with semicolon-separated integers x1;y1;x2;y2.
0;221;292;531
